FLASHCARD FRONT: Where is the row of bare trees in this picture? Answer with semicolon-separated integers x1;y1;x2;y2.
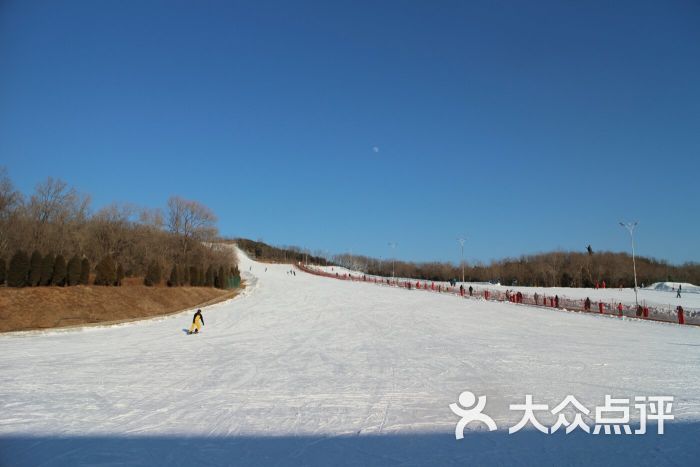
234;239;329;266
338;250;700;287
0;167;237;287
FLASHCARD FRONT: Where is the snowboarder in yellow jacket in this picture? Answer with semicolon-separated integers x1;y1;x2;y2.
188;309;204;334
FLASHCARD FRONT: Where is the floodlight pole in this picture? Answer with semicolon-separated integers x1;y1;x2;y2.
619;221;639;308
457;237;466;283
388;242;397;281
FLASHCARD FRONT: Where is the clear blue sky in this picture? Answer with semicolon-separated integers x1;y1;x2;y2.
1;0;698;265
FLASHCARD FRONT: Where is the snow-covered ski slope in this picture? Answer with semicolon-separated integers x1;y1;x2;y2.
1;248;699;466
313;266;700;310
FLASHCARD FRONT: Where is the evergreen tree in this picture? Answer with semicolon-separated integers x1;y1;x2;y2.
181;265;189;286
189;266;198;286
205;265;214;287
29;250;43;286
230;265;241;288
0;257;5;285
8;250;29;287
217;265;225;289
40;253;55;286
52;255;67;286
94;256;116;286
144;260;162;286
167;264;179;287
115;263;124;286
80;258;90;285
66;255;82;286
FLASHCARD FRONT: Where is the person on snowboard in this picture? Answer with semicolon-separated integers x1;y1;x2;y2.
189;309;204;334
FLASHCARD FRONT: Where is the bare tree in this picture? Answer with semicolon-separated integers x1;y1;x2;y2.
167;196;218;261
0;167;24;256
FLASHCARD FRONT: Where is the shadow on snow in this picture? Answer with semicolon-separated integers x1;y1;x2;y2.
2;422;700;467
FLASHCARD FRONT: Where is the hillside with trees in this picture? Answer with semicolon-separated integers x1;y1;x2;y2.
348;251;700;287
0;167;241;331
0;167;240;289
233;238;329;266
239;239;699;288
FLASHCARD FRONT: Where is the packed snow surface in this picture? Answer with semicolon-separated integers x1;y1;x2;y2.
316;266;700;310
1;248;699;466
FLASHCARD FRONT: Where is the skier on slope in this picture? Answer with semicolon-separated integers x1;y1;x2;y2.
188;309;204;334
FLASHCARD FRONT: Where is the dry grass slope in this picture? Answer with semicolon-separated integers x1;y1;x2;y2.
0;279;240;332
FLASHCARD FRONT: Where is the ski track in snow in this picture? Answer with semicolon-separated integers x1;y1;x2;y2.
1;248;699;466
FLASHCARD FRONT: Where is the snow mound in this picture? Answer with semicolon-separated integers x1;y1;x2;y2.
645;282;700;294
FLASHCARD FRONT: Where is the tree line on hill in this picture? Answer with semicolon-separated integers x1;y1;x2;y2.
233;238;329;266
0;167;240;288
350;251;700;287
236;238;699;288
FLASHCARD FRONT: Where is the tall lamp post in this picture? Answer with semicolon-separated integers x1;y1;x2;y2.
619;221;639;308
388;242;397;281
457;237;466;283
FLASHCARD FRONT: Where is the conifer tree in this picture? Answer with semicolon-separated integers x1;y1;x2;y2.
213;268;221;288
94;256;116;286
80;258;90;285
181;265;189;286
217;265;225;288
144;260;161;286
52;254;67;286
29;250;43;286
167;265;179;287
66;255;82;286
40;253;55;286
189;266;197;286
8;250;29;287
205;265;214;287
115;263;124;286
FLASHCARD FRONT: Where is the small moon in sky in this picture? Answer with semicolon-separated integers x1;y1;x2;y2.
372;146;379;153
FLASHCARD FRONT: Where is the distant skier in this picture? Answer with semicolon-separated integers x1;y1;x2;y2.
188;309;204;334
468;285;473;296
677;284;682;298
584;297;591;311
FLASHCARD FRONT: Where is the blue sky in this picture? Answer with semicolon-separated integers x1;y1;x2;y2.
1;0;698;265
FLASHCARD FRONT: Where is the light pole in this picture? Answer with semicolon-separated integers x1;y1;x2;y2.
388;242;397;281
457;237;466;283
619;221;639;308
